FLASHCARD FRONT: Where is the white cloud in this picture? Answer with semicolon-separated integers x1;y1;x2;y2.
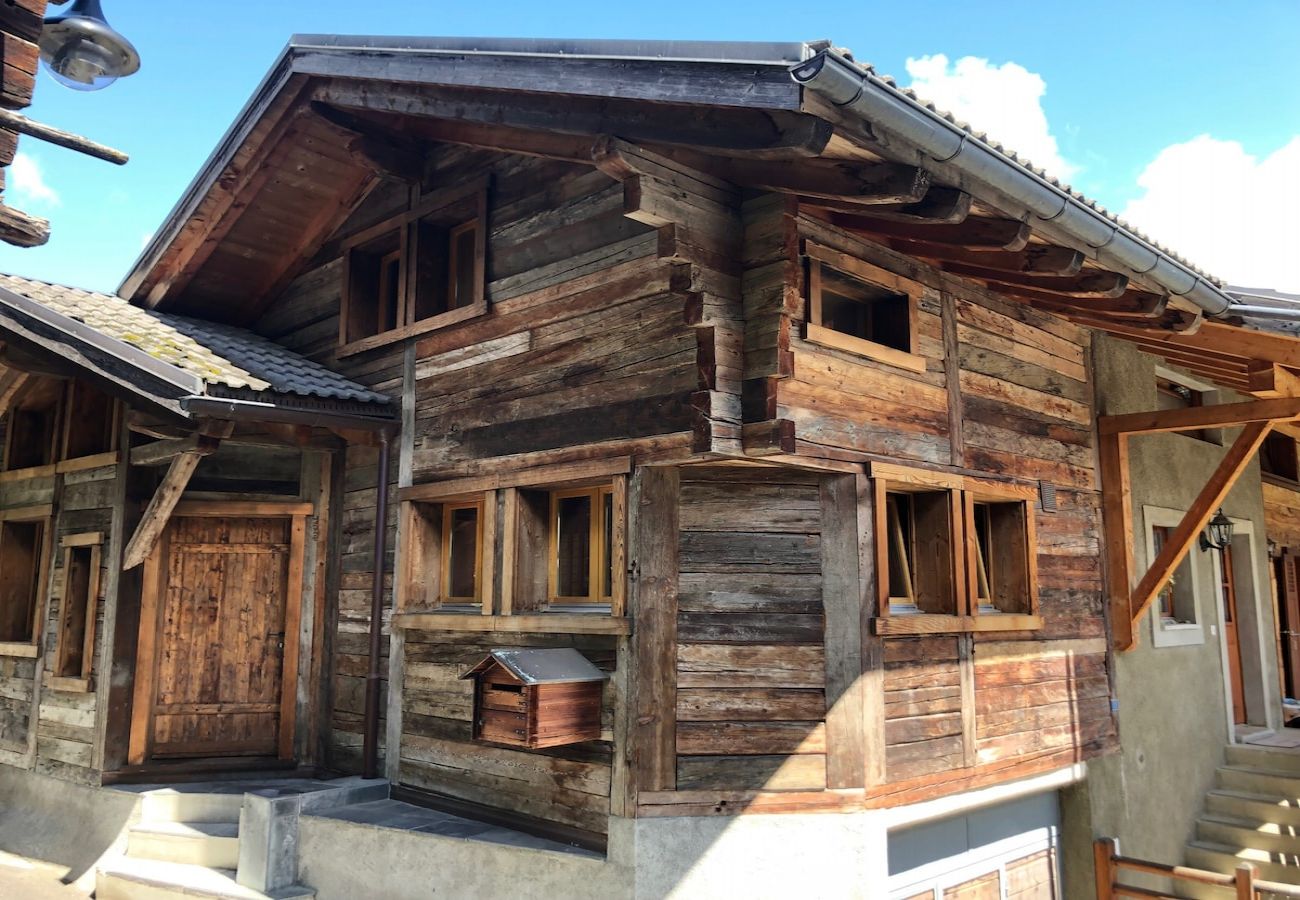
1119;135;1300;292
7;152;59;207
139;231;154;251
905;54;1077;182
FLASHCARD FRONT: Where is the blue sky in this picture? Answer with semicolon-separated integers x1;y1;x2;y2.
2;0;1298;292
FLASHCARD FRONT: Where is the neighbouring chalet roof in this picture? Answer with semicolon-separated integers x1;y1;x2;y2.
0;273;394;420
109;35;1300;393
460;649;609;686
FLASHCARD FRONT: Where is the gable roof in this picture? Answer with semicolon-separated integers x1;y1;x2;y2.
0;273;394;419
460;648;609;685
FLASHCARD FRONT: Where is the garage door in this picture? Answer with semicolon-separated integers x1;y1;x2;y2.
888;792;1061;899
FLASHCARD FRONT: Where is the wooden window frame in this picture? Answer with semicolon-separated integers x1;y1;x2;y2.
398;493;495;615
3;380;63;475
1143;505;1206;648
869;463;1041;636
339;178;489;357
802;241;926;375
547;485;616;607
440;498;485;605
964;486;1038;619
50;532;102;691
392;458;632;633
0;505;54;658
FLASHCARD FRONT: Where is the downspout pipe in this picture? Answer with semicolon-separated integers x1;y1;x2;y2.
790;50;1234;318
362;426;393;780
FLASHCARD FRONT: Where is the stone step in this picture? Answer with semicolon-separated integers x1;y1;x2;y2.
128;820;241;869
1226;744;1300;777
1206;789;1300;829
1216;766;1300;801
97;858;314;900
1197;813;1300;856
1185;840;1300;885
141;790;245;824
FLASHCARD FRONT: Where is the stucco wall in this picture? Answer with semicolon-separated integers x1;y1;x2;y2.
1061;334;1280;897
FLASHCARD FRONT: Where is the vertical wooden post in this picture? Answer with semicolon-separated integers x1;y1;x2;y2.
1235;863;1256;900
859;474;886;788
1092;838;1117;900
633;466;679;793
1099;432;1135;651
821;473;865;789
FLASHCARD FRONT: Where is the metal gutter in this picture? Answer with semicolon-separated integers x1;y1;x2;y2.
790;50;1234;317
1221;305;1300;323
182;396;397;430
0;285;202;394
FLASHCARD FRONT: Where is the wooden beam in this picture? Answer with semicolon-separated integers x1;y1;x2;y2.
1022;291;1167;320
1248;363;1300;399
821;474;865;789
308;101;424;182
942;263;1130;299
122;450;206;570
316;79;834;160
0;108;128;165
804;187;971;223
1126;421;1273;644
129;433;222;467
680;154;930;204
633;466;680;793
829;212;1031;251
1100;396;1300;437
1069;308;1203;336
886;239;1084;275
1099;433;1135;653
0;202;48;247
1097;320;1300;371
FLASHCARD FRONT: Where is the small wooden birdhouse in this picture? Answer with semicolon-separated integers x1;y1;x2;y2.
461;648;608;749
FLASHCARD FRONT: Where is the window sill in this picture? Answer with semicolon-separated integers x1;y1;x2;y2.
393;612;630;635
0;641;39;658
804;323;927;375
339;301;487;358
872;614;1042;636
45;674;92;693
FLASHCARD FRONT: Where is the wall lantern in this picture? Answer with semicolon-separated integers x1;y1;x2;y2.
38;0;140;92
1199;509;1234;552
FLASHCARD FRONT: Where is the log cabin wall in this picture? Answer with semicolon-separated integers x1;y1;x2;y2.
0;377;123;787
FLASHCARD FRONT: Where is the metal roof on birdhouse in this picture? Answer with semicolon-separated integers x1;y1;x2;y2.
460;648;609;685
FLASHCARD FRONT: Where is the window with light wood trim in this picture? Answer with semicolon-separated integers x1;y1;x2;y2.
400;496;492;611
803;243;925;374
340;180;488;352
871;463;1040;634
441;499;484;604
549;486;616;605
53;536;101;683
0;517;49;646
967;492;1035;615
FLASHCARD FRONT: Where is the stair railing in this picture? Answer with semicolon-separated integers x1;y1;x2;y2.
1095;837;1300;899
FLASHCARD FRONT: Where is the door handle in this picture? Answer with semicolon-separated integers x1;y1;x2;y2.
267;631;285;649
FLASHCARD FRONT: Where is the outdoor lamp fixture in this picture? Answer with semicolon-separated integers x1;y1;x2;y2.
1200;509;1234;552
38;0;140;92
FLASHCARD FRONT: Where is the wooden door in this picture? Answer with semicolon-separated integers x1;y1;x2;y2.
1221;543;1247;724
129;511;305;763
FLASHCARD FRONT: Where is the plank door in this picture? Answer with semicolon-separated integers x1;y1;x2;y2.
1221;543;1247;724
131;514;304;762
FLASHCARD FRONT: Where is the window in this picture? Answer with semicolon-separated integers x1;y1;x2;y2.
53;535;101;686
1261;432;1299;483
872;463;1039;634
340;180;488;352
803;242;925;374
969;496;1033;615
1154;373;1216;443
441;500;483;603
61;381;118;461
549;486;616;605
1144;506;1205;647
4;378;62;472
400;496;491;611
0;517;49;648
884;488;958;616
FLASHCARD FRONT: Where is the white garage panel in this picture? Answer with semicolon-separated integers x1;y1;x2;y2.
887;792;1061;899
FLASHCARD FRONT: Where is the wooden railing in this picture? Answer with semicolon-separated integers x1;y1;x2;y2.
1095;838;1300;899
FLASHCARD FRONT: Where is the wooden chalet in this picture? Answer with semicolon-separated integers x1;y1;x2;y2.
6;34;1300;899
